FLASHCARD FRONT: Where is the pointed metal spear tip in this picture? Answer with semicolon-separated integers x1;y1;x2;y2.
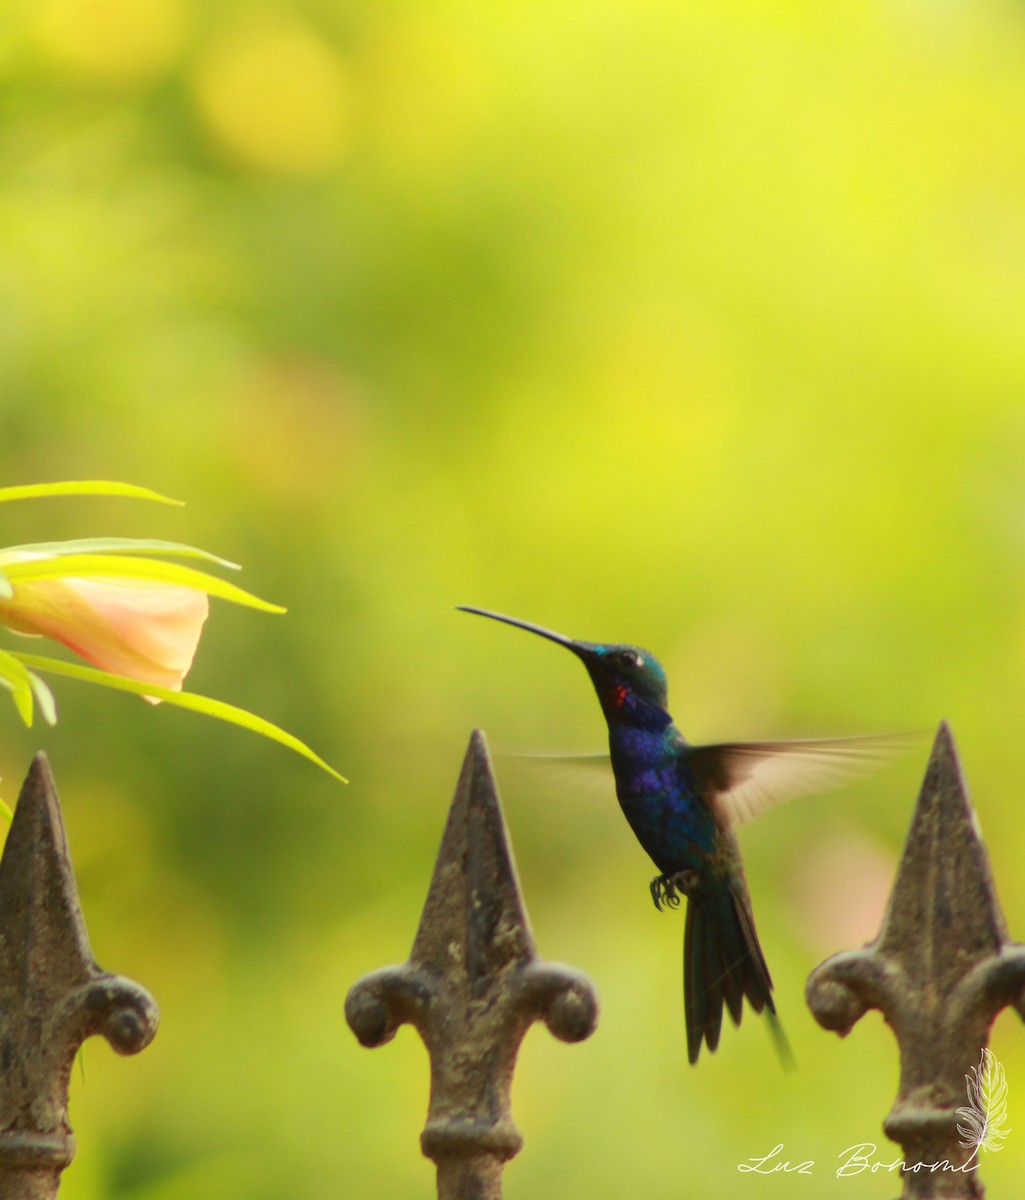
456;606;584;653
931;719;956;761
2;752;66;874
0;752;159;1197
25;750;55;794
411;727;537;977
919;721;970;820
467;727;489;762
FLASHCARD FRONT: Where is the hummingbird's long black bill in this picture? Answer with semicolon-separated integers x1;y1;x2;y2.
457;606;585;653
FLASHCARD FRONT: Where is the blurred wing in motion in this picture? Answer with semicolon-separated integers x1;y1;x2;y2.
494;748;614;809
503;750;610;768
688;734;914;827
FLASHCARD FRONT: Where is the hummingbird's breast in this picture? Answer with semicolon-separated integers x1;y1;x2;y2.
607;724;717;874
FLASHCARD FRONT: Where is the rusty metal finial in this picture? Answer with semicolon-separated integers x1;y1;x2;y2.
807;722;1025;1197
0;754;159;1200
346;730;599;1200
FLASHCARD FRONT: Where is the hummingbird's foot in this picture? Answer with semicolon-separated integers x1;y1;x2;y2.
650;875;676;910
650;870;700;911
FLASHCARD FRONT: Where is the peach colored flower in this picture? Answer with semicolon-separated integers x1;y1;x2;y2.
0;481;342;779
0;576;209;697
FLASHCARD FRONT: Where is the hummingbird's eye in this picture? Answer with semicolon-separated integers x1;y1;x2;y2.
617;649;641;669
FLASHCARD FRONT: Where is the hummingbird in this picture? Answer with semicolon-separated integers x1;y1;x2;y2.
459;605;898;1064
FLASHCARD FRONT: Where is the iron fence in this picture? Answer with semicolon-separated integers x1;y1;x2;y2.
0;724;1020;1198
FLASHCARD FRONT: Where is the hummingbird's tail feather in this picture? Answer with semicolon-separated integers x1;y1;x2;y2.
683;880;778;1065
765;1007;796;1071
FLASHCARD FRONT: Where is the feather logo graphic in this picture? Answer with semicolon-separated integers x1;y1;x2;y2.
956;1048;1011;1155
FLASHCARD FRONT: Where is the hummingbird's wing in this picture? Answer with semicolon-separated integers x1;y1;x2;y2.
687;735;911;828
501;751;609;766
492;750;615;811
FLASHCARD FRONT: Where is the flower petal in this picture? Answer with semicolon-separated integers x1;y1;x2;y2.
0;576;209;693
64;578;210;688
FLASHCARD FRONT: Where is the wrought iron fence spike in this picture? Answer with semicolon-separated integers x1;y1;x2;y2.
0;753;159;1200
346;730;599;1200
807;721;1025;1198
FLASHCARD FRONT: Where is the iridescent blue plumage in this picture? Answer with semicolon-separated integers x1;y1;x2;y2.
460;605;897;1064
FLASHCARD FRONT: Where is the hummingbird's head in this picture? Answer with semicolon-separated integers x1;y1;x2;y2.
458;607;670;726
580;642;669;719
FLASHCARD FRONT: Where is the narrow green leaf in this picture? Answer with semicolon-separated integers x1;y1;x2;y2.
12;652;346;782
0;648;39;726
0;481;184;505
28;669;58;726
0;797;13;826
0;539;241;571
0;675;31;726
3;555;285;613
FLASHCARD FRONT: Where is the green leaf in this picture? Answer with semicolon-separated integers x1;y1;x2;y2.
3;555;285;613
0;539;241;571
0;481;183;505
12;652;346;782
0;648;46;726
28;669;58;726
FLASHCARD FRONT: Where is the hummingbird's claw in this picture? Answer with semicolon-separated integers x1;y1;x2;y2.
650;875;676;910
650;870;699;911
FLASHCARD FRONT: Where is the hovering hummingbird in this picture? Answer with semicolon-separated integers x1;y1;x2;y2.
459;605;898;1064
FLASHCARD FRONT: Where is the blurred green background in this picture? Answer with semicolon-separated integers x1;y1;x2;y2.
2;0;1025;1195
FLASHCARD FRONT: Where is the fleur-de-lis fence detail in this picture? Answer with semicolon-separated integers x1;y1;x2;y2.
807;722;1025;1198
345;730;599;1200
0;755;160;1200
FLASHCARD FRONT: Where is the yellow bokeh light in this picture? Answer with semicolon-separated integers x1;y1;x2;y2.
33;0;185;86
192;21;353;175
360;24;489;169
